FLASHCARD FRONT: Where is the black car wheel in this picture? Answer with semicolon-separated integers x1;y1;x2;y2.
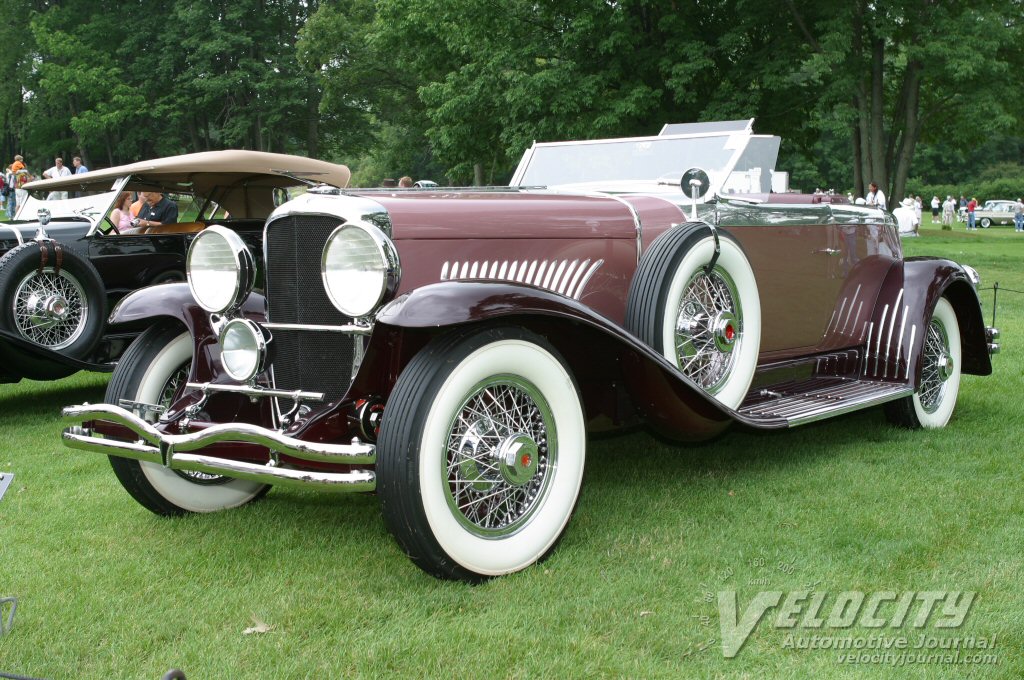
980;217;991;228
0;241;105;359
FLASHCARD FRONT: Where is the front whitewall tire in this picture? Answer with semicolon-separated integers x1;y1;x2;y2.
378;328;586;581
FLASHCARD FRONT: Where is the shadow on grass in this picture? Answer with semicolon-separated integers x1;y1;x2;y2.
0;381;109;420
585;406;896;484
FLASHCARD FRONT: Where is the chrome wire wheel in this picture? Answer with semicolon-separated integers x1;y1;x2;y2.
674;266;742;394
159;361;227;486
918;314;953;414
12;267;88;350
444;376;556;537
884;297;962;430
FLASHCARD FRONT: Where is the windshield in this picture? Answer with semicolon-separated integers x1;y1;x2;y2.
17;190;118;226
511;124;782;196
516;135;738;188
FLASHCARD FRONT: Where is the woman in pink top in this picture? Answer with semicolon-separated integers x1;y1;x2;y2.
109;192;135;233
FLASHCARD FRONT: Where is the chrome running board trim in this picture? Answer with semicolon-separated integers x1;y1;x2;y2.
739;378;913;427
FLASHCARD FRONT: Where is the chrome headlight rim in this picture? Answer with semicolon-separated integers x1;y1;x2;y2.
187;225;257;314
218;317;267;382
321;220;401;318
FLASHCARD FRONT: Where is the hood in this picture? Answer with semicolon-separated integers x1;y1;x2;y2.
350;189;640;240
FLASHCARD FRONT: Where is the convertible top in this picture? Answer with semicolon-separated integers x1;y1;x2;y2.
24;150;351;218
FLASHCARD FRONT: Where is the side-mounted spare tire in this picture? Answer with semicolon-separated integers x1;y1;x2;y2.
0;240;105;363
625;222;761;409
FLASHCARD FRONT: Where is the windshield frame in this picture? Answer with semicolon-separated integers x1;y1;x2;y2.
509;124;781;198
19;175;128;234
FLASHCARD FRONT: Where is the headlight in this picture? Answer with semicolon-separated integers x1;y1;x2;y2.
219;318;266;382
321;222;400;317
187;226;256;313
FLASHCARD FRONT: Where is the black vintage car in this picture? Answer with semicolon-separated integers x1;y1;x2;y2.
0;151;351;382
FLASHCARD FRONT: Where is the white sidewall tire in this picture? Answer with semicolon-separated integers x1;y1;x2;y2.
659;236;761;409
417;339;586;576
911;298;962;429
132;331;267;513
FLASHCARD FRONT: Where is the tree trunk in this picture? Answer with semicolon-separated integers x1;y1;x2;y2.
104;133;114;167
473;162;483;186
890;60;924;208
869;36;887;206
66;95;89;168
187;116;201;153
307;83;320;158
852;122;863;198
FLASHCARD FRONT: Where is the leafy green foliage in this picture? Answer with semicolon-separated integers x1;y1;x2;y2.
0;0;1020;191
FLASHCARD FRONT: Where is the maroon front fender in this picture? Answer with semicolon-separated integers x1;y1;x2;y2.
369;281;784;440
109;283;267;329
109;283;268;384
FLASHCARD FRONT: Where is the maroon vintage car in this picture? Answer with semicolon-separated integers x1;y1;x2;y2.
62;121;998;581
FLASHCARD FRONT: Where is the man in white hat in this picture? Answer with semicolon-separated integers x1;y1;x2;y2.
893;197;919;237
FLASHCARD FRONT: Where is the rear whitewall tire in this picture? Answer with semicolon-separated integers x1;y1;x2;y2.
885;298;962;429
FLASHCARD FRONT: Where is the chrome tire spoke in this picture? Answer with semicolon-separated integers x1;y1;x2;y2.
673;266;741;392
444;378;553;537
918;319;950;414
12;268;89;349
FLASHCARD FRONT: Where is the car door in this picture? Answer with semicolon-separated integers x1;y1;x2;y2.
720;199;897;357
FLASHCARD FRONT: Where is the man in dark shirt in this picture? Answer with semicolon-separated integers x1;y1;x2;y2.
134;192;178;230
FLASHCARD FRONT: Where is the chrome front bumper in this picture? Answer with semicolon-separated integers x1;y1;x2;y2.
61;403;376;492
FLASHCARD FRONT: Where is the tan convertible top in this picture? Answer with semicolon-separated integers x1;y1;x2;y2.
24;150;351;218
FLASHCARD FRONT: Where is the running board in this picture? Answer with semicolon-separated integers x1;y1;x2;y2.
738;378;913;427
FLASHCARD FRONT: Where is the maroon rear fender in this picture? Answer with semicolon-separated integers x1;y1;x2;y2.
903;258;991;378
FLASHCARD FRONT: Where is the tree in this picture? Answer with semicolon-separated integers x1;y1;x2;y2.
785;0;1022;207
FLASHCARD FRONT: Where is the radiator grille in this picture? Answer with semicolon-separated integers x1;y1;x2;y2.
264;215;356;402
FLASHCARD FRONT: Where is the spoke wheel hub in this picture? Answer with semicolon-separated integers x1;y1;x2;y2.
445;378;554;537
674;267;742;393
26;293;70;327
495;433;539;487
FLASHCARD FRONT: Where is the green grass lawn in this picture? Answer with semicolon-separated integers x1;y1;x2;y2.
1;222;1021;678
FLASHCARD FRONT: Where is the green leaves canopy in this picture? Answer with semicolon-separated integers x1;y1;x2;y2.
0;0;1020;192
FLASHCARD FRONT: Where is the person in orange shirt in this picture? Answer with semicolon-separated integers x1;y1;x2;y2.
130;192;147;217
9;154;25;174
